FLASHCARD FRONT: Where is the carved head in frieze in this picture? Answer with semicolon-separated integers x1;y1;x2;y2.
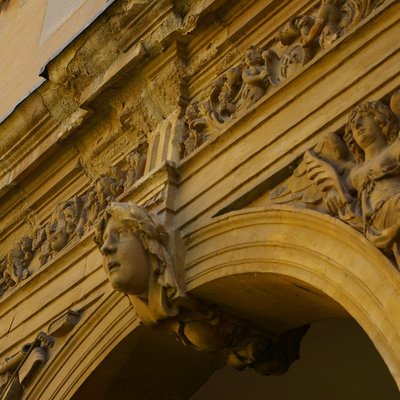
344;101;400;161
96;202;184;325
244;46;264;67
47;209;69;253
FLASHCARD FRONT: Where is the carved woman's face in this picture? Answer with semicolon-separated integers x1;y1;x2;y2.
351;112;384;151
101;216;150;296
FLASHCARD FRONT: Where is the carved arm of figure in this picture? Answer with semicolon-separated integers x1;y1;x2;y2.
96;202;309;376
301;0;341;48
241;66;269;84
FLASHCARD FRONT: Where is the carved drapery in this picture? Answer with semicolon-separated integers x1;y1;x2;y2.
180;0;387;157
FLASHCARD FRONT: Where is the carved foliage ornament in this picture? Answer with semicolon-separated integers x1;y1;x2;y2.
96;201;309;375
0;142;148;299
269;90;400;268
180;0;387;157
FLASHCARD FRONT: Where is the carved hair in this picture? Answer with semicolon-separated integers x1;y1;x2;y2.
344;101;400;161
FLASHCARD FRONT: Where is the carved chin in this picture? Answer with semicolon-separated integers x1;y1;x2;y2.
50;233;68;252
108;271;148;296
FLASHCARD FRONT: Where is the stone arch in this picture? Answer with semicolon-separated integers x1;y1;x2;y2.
24;289;139;400
184;206;400;389
22;206;400;398
24;287;221;400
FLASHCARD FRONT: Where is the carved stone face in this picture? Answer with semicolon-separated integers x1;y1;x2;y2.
350;112;385;151
50;230;69;252
245;47;261;67
100;216;150;296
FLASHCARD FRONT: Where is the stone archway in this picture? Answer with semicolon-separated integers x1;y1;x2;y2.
23;206;400;399
25;287;222;400
184;206;400;389
23;289;138;400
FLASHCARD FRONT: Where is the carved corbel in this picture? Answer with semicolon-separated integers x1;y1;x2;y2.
95;201;185;325
96;201;308;375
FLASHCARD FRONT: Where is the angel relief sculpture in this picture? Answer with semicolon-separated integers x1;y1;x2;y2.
270;93;400;266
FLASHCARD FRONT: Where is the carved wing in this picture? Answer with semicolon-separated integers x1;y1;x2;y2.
270;133;355;215
269;161;324;207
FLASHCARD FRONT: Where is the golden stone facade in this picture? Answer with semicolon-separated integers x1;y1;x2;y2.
1;0;400;398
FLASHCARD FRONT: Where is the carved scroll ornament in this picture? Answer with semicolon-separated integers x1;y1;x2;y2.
270;90;400;268
0;143;148;299
181;0;387;157
0;332;54;400
96;201;309;376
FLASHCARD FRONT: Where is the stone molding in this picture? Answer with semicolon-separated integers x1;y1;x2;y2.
185;206;400;387
0;0;399;394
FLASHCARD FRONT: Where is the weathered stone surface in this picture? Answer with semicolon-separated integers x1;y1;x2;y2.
1;0;400;398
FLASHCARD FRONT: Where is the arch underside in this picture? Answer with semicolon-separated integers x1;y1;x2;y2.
185;206;400;389
28;206;400;398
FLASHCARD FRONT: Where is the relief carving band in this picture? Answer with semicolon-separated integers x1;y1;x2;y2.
270;91;400;267
180;0;387;157
0;143;147;299
96;202;309;376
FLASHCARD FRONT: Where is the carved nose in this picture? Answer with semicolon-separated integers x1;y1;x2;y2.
101;241;116;255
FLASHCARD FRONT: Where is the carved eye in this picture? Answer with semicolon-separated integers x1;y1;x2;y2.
117;228;131;239
353;116;364;129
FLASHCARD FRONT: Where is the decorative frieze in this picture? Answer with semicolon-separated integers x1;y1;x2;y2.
0;142;148;299
181;0;387;157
